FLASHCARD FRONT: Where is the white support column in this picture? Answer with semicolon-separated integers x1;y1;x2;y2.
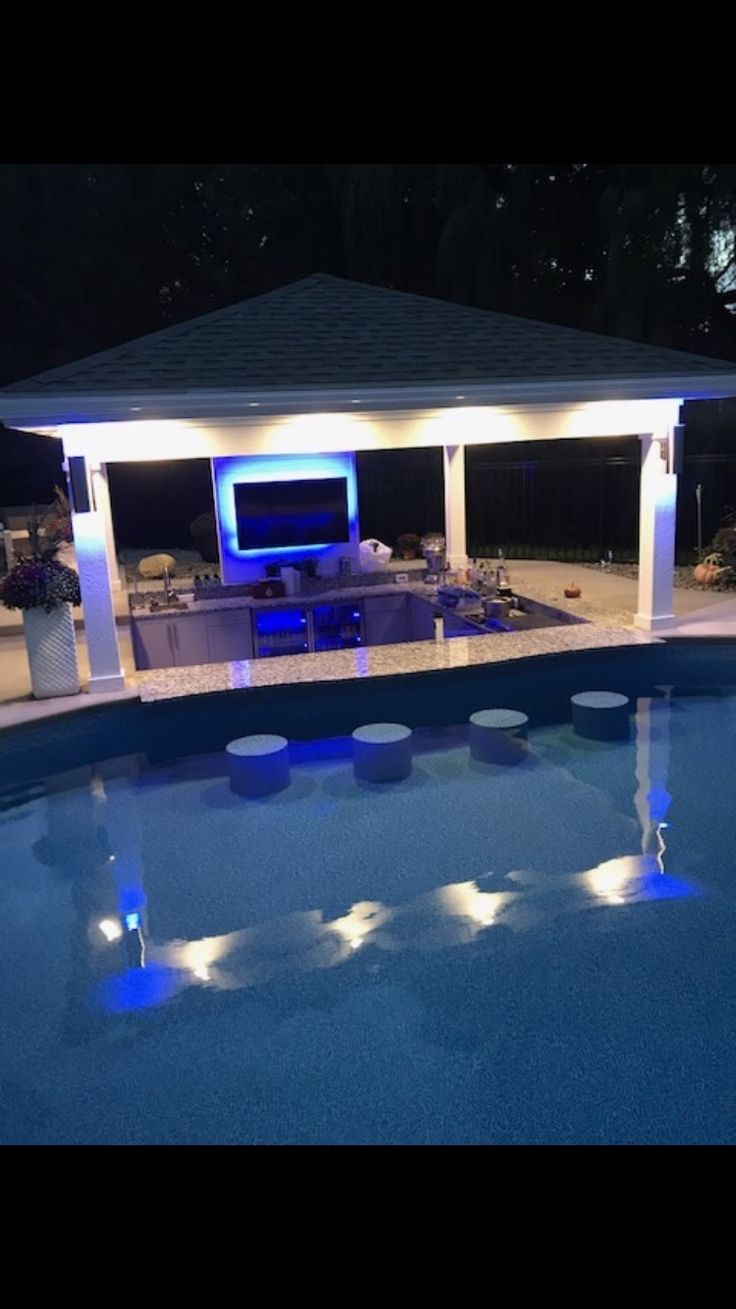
91;463;123;591
72;504;126;694
443;444;468;570
634;431;677;631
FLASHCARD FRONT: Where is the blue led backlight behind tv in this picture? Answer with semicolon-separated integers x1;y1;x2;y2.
234;477;350;551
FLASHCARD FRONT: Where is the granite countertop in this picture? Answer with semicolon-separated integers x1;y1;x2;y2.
138;624;659;703
505;583;635;629
130;581;432;619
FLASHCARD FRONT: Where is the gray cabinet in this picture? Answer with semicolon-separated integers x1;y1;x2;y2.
131;612;211;669
207;610;254;663
132;590;440;671
131;617;174;670
172;613;210;666
362;594;410;646
408;594;435;641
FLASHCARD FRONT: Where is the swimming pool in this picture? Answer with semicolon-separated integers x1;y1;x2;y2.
1;642;734;1144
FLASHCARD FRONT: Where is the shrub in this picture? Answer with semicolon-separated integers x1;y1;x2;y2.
190;511;219;564
396;532;422;557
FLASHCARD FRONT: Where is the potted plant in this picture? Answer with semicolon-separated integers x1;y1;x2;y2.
396;532;422;561
0;509;81;698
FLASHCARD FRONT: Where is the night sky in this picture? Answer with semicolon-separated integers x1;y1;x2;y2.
2;163;735;550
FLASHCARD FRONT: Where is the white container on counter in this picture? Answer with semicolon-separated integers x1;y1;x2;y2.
280;566;300;595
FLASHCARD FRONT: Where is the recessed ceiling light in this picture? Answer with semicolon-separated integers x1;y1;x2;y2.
351;399;361;404
131;406;141;412
455;394;466;400
249;402;260;408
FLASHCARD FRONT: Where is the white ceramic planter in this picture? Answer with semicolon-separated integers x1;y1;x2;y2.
23;603;80;699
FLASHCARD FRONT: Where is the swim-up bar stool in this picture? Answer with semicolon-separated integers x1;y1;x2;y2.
352;722;413;782
571;691;630;741
226;734;291;796
469;708;529;765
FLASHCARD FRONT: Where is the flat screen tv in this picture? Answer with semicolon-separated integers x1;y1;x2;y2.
234;477;350;551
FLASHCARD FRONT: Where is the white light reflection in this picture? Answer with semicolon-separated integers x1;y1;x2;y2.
97;877;517;1015
436;881;513;933
98;918;123;942
329;901;392;953
584;856;643;906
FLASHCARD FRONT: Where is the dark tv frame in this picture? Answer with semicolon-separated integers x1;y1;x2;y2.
233;477;350;551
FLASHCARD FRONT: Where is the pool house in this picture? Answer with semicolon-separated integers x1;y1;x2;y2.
2;273;736;696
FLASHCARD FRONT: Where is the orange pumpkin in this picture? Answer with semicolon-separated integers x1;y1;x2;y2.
694;562;722;585
564;583;581;599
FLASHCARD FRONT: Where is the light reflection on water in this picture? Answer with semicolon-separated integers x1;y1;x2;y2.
93;847;701;1015
27;690;703;1019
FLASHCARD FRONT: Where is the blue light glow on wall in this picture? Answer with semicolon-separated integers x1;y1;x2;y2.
213;453;359;584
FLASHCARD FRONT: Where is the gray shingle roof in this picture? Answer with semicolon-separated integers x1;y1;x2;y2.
4;273;735;396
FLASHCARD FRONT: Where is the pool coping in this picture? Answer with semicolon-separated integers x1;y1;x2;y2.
135;625;661;704
3;628;732;739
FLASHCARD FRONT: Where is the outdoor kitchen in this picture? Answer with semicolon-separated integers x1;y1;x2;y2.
128;527;586;673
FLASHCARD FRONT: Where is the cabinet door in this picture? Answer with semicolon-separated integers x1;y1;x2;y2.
362;595;409;646
408;595;435;642
207;612;254;663
171;614;210;666
131;618;175;670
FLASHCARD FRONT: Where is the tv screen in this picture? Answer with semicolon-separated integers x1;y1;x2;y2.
234;478;350;550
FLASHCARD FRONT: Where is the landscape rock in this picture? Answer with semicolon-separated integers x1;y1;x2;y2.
138;553;176;580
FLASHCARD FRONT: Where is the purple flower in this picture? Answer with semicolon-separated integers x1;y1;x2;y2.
0;556;82;612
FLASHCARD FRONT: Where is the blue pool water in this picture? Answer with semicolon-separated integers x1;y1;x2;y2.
1;686;734;1144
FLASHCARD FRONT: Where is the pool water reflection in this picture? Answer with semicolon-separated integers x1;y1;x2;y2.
0;691;733;1145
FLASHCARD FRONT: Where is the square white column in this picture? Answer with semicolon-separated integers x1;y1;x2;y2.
91;463;123;591
443;444;468;570
634;432;677;631
72;509;126;693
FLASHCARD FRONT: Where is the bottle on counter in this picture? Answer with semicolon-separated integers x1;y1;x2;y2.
433;611;444;641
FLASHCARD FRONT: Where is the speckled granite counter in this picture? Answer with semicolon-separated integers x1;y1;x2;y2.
502;583;635;629
138;624;659;703
131;581;431;619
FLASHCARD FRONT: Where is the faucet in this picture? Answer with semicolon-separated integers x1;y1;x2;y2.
162;567;178;605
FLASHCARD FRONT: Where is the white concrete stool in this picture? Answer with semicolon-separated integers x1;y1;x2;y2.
571;691;630;741
469;708;529;765
352;722;413;783
226;734;290;797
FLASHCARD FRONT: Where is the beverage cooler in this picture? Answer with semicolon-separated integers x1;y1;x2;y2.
312;603;363;653
253;603;364;658
253;608;309;658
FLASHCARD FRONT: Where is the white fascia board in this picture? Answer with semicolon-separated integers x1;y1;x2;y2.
2;372;736;428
